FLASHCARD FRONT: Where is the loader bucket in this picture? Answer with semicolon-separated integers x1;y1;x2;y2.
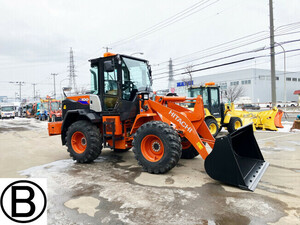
204;124;269;191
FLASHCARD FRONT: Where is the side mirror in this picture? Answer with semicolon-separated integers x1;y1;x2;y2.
104;61;114;72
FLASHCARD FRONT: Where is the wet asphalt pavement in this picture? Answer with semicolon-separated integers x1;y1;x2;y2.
1;117;300;224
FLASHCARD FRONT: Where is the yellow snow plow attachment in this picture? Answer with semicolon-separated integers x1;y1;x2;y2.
253;108;283;131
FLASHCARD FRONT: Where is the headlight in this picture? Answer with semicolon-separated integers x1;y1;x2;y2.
143;94;149;100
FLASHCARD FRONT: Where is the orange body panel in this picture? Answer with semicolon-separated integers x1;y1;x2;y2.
48;121;62;136
130;113;157;135
106;137;132;149
103;116;122;135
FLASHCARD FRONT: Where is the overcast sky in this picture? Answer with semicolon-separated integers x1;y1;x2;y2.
0;0;300;100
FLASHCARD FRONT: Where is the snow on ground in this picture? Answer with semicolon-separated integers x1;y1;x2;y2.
0;117;48;132
255;121;300;133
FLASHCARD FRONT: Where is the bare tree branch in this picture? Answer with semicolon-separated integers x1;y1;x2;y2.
223;85;245;102
184;64;194;87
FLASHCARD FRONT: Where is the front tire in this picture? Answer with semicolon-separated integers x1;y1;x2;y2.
205;117;219;137
227;117;243;133
181;138;199;159
132;121;182;174
66;120;102;163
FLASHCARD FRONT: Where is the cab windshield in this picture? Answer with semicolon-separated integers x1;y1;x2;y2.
40;103;48;111
122;57;151;91
1;106;14;111
188;88;209;108
51;102;60;110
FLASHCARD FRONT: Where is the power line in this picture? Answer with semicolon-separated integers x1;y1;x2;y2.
152;21;300;68
9;81;25;101
152;37;300;76
153;48;300;81
109;0;219;47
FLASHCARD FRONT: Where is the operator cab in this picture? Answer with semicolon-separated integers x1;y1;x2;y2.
89;53;152;120
188;84;221;118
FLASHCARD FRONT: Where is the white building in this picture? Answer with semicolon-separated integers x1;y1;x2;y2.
174;69;300;103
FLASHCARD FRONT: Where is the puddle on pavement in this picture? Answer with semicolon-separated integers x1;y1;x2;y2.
20;151;289;225
261;146;296;152
0;127;29;133
269;164;300;173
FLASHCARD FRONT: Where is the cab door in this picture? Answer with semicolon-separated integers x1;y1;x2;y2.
100;59;120;111
209;87;221;118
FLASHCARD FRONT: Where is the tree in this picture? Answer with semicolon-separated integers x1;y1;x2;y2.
183;64;194;87
223;85;245;103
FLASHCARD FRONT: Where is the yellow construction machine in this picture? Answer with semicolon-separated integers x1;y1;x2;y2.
188;83;283;137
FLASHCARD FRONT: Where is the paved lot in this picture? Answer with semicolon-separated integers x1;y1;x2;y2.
0;118;299;224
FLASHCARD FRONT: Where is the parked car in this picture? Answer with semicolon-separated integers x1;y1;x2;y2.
286;101;298;107
276;101;285;108
238;104;260;110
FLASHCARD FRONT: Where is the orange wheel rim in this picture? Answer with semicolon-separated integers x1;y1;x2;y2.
141;135;164;162
71;131;87;154
182;140;191;149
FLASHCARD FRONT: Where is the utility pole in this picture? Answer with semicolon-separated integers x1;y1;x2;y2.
269;0;276;106
51;73;58;99
103;47;112;52
275;42;286;104
10;81;25;102
32;83;37;101
168;58;175;92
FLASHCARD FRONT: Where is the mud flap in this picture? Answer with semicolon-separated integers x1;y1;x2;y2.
204;123;269;191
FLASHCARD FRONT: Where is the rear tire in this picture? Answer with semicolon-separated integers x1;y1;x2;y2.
227;117;243;133
205;117;219;137
132;121;182;174
66;120;102;163
181;138;199;159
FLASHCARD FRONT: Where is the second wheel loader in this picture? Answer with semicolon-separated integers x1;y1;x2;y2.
48;53;269;191
188;84;284;137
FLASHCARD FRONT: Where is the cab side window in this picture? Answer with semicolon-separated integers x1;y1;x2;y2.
210;88;220;107
104;68;118;110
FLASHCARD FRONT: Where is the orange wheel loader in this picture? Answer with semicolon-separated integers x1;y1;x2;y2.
48;53;269;191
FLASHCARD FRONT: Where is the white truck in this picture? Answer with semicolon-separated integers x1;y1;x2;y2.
0;105;15;119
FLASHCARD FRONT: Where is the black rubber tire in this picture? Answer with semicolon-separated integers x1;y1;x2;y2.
132;121;182;174
181;138;199;159
227;117;243;133
66;120;102;163
114;148;130;153
204;117;219;138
